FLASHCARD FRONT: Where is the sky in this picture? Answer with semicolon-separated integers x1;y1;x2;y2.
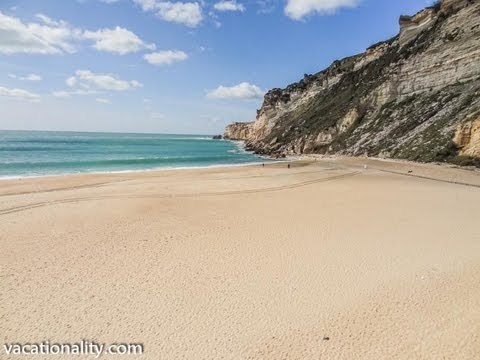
0;0;434;134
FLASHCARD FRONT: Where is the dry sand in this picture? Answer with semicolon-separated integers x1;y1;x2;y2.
1;158;479;359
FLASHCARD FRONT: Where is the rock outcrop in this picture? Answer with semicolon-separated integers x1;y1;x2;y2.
454;117;480;157
224;122;254;140
224;0;480;166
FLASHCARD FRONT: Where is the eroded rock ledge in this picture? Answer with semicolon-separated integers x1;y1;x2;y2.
224;0;480;166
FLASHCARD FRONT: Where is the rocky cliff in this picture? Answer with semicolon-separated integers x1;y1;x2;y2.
224;0;480;166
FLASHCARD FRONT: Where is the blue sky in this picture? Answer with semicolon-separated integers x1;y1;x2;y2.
0;0;433;134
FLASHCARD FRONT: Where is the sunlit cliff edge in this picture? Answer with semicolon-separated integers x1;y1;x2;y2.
224;0;480;166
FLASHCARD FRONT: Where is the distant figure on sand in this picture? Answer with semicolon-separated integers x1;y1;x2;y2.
288;164;290;169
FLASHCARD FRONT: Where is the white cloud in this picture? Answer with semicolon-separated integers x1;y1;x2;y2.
83;26;155;54
134;0;203;27
66;70;143;91
207;82;264;100
8;73;42;81
96;97;111;104
214;1;245;12
0;86;40;102
0;12;81;54
144;50;188;65
285;0;359;20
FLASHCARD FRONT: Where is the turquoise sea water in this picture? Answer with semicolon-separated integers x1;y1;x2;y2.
0;130;264;178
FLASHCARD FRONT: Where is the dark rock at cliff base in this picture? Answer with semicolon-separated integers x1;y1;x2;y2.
212;135;222;140
224;0;480;166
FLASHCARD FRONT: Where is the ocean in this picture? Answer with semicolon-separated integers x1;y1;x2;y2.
0;130;265;178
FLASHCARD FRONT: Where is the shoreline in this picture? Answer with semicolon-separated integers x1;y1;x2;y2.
0;154;478;184
0;160;272;181
1;156;480;199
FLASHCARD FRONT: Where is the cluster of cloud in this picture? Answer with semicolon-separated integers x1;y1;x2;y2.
0;11;188;70
133;0;247;27
131;0;357;24
0;0;357;56
0;0;360;106
207;82;264;100
0;0;360;57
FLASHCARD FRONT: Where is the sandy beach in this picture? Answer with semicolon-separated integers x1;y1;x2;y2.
1;157;479;359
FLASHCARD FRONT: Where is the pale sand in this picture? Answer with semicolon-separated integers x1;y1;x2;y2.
1;158;479;359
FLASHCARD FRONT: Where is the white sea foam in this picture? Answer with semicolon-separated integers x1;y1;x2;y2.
0;161;277;180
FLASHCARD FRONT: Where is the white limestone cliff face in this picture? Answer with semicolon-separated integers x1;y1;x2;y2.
224;0;480;165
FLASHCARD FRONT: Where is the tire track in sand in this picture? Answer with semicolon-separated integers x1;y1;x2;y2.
0;171;359;216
